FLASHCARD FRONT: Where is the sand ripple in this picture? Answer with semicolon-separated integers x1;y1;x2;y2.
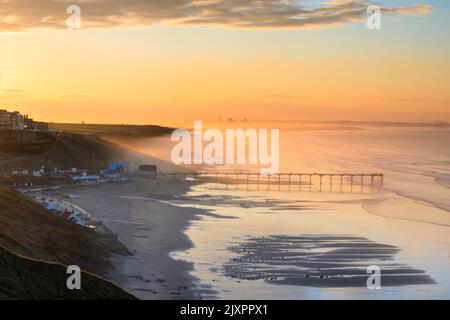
225;235;435;287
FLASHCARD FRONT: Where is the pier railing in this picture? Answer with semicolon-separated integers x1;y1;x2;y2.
149;172;384;193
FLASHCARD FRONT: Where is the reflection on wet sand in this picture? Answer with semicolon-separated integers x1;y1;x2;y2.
225;235;435;287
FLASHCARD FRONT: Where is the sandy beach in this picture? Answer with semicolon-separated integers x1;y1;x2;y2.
70;178;213;299
65;128;450;300
67;177;450;300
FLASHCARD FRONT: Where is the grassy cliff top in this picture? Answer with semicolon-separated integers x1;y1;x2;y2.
0;123;173;172
49;123;173;137
0;130;128;171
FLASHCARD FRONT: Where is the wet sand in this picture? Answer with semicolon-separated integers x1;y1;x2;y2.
171;185;450;299
66;172;450;299
63;127;450;299
69;178;214;299
225;235;435;287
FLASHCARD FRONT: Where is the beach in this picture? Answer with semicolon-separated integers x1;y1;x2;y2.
70;179;212;299
173;185;450;299
69;127;450;300
68;176;450;300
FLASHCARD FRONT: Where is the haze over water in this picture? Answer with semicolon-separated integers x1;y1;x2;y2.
158;126;450;299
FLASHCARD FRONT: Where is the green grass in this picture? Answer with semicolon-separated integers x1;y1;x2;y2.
1;124;173;172
50;123;173;136
0;130;125;171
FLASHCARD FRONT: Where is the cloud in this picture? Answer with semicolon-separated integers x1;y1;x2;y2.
0;88;26;99
0;89;22;94
387;4;432;16
0;0;432;32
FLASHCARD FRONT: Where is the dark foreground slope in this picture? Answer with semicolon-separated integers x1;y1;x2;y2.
0;246;135;300
0;186;135;299
0;186;111;273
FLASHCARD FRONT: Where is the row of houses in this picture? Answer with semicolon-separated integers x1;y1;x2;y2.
0;109;49;131
7;162;131;181
4;163;158;190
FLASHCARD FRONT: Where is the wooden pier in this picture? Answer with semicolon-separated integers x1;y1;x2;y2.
150;172;384;193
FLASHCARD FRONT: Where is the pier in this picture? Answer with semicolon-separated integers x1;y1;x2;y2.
150;172;384;193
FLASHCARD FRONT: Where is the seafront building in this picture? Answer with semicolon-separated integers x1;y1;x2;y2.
0;109;11;129
138;165;157;177
0;108;48;131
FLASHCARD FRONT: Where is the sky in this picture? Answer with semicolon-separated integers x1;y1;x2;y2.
0;0;449;125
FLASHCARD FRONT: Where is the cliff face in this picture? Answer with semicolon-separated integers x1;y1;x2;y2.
0;130;39;143
0;130;52;156
0;186;135;299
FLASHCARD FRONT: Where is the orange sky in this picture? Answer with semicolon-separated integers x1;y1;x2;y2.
0;1;449;125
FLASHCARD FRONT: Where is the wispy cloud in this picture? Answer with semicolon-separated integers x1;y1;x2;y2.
0;88;26;99
0;0;432;32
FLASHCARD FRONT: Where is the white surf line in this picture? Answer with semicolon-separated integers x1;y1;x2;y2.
115;195;181;207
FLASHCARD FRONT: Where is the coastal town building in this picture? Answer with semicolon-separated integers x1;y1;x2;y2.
69;172;101;182
0;108;48;131
0;109;11;129
10;111;25;130
108;161;130;173
138;165;157;177
4;161;131;188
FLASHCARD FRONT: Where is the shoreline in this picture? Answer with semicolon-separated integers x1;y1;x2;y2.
177;188;450;299
68;178;214;299
60;175;450;300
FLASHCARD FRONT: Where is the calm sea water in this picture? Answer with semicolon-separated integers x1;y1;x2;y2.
166;127;450;299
